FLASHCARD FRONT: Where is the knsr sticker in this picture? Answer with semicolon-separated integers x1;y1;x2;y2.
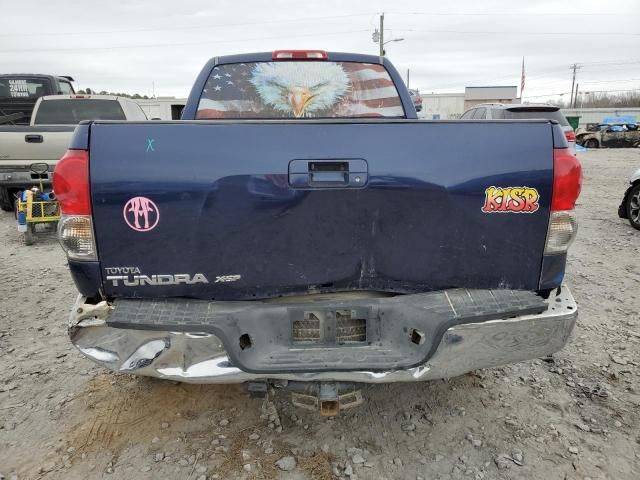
481;186;540;213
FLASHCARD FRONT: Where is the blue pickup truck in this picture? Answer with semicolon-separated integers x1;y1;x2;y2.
54;51;582;414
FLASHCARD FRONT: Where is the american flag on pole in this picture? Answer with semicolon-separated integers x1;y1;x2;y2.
520;57;525;98
196;61;404;119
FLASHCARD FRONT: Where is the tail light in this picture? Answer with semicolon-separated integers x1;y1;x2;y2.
53;149;96;261
565;130;576;142
551;147;582;211
545;147;582;254
54;149;91;215
272;50;328;60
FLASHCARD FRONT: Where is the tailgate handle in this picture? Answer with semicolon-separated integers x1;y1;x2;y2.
311;171;346;184
309;161;348;185
289;159;368;189
25;134;43;143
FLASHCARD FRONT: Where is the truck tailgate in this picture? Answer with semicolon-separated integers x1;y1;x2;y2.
89;120;554;300
0;126;74;167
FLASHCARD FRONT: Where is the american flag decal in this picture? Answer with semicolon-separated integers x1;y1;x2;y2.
196;61;404;119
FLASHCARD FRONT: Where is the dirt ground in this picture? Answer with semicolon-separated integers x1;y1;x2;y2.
1;149;639;480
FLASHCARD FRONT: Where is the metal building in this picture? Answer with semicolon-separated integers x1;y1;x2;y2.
135;97;187;120
464;86;518;110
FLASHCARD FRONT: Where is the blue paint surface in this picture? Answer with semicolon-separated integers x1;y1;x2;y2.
84;119;561;300
66;52;567;300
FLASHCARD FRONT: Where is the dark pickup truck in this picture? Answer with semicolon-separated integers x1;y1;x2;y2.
54;51;582;414
0;74;75;125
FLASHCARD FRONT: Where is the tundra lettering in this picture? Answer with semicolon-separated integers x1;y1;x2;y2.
106;273;209;287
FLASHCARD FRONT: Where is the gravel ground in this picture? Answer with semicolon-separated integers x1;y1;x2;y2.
1;149;639;480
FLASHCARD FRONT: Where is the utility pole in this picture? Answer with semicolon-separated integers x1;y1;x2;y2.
406;68;410;88
569;63;582;108
574;83;580;109
379;13;384;56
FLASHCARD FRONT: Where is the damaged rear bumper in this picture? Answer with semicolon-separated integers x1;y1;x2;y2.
68;286;577;384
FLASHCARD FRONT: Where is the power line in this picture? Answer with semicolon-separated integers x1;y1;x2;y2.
396;28;640;36
519;88;640;99
579;59;640;66
402;60;640;92
581;78;640;84
0;29;371;53
386;11;640;16
0;13;374;38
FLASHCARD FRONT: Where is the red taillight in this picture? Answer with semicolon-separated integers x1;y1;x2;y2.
53;149;91;215
551;147;582;211
272;50;328;60
564;130;576;142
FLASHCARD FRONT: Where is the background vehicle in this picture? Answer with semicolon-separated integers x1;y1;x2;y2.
408;88;422;112
0;74;75;125
618;166;640;230
55;51;581;414
461;103;576;152
577;123;640;149
0;94;147;211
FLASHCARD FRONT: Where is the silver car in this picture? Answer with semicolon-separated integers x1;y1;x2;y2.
461;103;576;153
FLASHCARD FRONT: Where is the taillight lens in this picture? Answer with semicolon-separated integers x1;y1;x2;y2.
551;147;582;211
272;50;328;60
53;149;91;215
54;149;96;260
565;130;576;142
57;215;97;260
545;147;582;254
545;211;578;254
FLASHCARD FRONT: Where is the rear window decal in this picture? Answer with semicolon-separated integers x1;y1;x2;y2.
196;61;404;119
482;186;540;213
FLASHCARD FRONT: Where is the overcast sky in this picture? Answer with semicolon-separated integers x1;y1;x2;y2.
1;0;639;102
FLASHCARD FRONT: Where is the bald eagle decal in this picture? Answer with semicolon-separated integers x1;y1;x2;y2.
250;62;349;118
196;61;404;119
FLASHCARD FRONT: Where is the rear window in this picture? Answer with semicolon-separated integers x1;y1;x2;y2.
0;77;49;99
34;99;126;124
58;81;73;95
196;61;405;119
497;108;569;126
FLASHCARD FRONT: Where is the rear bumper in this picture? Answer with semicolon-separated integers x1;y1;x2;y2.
0;169;52;187
69;286;577;384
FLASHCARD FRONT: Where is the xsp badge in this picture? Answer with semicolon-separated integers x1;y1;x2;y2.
123;196;159;232
106;271;209;287
215;274;241;283
481;186;540;214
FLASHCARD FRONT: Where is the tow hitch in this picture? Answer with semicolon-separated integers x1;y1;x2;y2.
287;382;363;416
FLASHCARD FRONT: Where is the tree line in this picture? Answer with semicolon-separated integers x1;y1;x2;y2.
76;88;150;99
554;91;640;109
